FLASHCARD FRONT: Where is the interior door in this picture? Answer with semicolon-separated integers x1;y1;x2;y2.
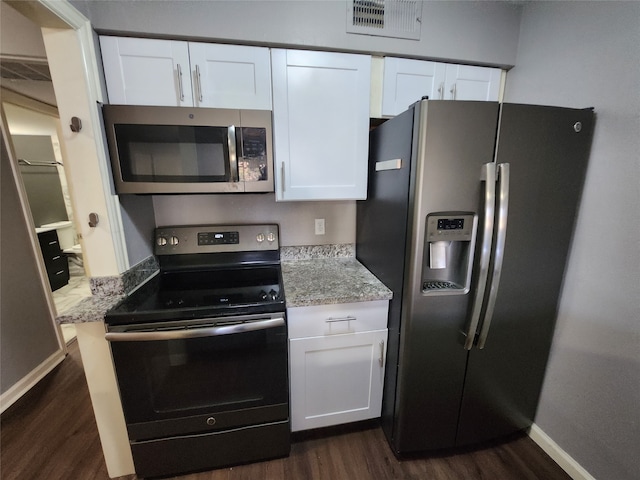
456;104;594;446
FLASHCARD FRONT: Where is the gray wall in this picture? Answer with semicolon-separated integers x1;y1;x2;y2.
504;2;640;480
119;195;155;267
153;194;355;246
1;130;61;395
71;0;521;67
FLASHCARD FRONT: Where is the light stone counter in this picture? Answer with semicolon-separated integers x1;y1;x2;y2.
281;245;392;307
56;256;158;324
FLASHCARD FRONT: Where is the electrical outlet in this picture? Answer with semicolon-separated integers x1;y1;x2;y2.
315;218;325;235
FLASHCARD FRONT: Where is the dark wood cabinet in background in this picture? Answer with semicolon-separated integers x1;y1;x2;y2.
37;230;69;291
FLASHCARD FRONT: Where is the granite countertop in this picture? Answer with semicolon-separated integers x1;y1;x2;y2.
56;256;158;324
281;257;392;308
56;294;125;324
57;246;392;323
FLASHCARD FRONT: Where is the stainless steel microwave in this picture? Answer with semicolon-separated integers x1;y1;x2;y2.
102;105;274;194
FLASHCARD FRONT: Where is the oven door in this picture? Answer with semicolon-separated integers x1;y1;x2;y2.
106;313;288;441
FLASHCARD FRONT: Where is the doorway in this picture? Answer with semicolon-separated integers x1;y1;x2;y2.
0;2;89;344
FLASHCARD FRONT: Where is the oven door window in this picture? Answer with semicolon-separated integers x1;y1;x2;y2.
115;124;233;183
110;325;288;425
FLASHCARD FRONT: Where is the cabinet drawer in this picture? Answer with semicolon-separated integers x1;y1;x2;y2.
287;300;388;339
38;230;62;256
46;254;68;275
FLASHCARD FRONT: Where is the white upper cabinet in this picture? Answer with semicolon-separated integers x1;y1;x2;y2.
188;43;272;110
100;36;193;106
443;64;502;102
381;57;445;116
381;57;502;116
271;49;371;201
100;36;272;110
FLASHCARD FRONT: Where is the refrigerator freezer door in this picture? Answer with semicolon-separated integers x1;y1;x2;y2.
455;104;594;446
356;107;416;447
393;101;500;452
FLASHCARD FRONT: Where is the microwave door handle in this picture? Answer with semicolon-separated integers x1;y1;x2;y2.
228;125;239;182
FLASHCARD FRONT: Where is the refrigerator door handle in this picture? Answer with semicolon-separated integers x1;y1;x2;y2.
463;162;496;350
477;162;510;349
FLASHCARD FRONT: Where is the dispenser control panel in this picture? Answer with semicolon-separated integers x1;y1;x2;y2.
437;218;465;230
426;213;475;242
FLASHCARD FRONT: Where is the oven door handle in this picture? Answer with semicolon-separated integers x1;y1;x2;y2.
105;317;285;342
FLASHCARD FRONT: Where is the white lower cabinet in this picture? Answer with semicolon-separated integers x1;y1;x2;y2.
288;300;389;432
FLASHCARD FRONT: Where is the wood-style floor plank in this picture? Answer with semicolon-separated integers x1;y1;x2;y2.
1;340;570;480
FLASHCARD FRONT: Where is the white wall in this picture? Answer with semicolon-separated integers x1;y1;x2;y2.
0;1;47;58
504;3;640;480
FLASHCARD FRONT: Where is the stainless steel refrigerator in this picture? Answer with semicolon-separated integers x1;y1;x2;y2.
356;100;594;453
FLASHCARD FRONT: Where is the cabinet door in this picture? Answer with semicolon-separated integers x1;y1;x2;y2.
271;49;371;201
443;64;501;101
381;57;446;116
100;36;193;106
188;43;272;110
289;329;387;432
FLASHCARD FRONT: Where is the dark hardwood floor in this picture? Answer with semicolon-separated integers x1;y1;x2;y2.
1;340;570;480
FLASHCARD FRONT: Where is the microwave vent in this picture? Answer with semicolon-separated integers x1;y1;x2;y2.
347;0;422;40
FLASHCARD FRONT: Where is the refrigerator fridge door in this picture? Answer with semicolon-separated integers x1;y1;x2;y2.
455;104;594;446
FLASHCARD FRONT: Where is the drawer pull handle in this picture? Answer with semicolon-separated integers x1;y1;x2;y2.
325;316;356;323
55;270;65;276
52;255;61;260
48;241;57;245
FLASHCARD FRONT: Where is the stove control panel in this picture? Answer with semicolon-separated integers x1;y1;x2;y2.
155;224;279;255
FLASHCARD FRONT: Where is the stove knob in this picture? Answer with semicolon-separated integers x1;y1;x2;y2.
157;236;168;246
259;290;268;301
169;236;179;246
256;233;265;243
267;232;276;243
268;289;278;301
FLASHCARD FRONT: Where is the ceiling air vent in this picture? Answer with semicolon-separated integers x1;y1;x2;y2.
0;60;51;81
347;0;422;40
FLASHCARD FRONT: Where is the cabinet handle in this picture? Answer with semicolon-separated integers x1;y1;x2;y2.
48;241;57;246
325;316;357;323
52;255;61;261
437;82;444;100
280;162;285;194
195;64;203;102
379;340;385;367
450;83;457;100
176;63;185;101
55;270;65;276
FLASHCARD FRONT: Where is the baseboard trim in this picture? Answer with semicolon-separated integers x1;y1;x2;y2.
529;423;596;480
0;349;66;414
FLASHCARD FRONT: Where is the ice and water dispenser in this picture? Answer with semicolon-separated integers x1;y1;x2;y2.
422;213;477;295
